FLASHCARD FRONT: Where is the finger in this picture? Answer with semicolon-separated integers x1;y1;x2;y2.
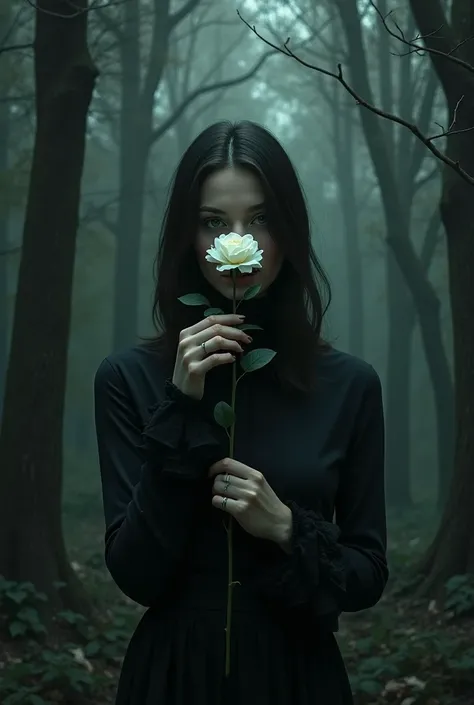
211;494;242;515
213;480;241;500
187;352;236;377
193;323;252;348
213;474;246;495
201;335;245;358
212;458;255;480
181;314;245;339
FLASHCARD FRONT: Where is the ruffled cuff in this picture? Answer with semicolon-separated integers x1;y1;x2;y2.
253;501;347;610
140;380;224;480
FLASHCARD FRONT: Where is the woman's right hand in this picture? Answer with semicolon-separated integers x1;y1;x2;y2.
172;315;253;400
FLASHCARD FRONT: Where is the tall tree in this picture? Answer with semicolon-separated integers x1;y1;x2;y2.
0;0;98;612
97;0;273;351
407;0;474;594
332;0;454;510
332;88;364;358
0;0;12;416
375;3;443;509
280;1;446;507
246;0;474;592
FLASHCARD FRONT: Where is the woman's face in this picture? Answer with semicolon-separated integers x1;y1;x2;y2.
195;167;284;301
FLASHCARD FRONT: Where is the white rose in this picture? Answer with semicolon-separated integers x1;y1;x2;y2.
205;232;263;273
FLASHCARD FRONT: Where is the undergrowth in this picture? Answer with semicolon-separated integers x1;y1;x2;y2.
1;505;473;704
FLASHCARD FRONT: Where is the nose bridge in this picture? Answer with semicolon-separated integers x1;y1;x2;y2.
231;219;246;236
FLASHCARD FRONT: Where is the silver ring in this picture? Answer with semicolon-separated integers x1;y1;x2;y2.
222;497;228;510
201;341;207;356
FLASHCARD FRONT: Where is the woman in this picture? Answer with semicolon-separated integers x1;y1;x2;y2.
94;120;388;705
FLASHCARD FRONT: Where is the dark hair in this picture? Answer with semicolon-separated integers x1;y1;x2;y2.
148;120;331;393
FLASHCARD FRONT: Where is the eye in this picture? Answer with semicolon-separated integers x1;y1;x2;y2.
251;213;267;226
201;216;226;229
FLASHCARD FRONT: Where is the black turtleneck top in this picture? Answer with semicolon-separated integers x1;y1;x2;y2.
94;294;388;705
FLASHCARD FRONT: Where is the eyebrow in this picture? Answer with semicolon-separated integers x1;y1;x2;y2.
199;202;265;214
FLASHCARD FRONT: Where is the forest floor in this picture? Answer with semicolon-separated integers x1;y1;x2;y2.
1;503;474;705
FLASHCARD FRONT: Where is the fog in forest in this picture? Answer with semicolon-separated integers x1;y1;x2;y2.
0;1;473;703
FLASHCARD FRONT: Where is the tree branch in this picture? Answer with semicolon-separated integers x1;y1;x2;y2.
22;0;128;20
371;0;474;76
149;48;276;146
238;11;474;186
0;42;32;55
94;3;123;41
169;0;201;31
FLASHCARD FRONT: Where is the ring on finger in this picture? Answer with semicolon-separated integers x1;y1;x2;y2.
223;474;231;493
201;341;208;356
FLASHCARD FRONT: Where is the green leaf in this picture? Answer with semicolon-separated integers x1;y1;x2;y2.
204;307;225;316
29;696;48;705
9;620;27;637
178;293;210;307
242;284;261;300
237;323;263;331
358;680;381;695
213;401;235;429
6;589;27;604
240;348;276;373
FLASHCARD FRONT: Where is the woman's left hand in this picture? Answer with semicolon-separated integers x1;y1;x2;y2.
208;458;293;547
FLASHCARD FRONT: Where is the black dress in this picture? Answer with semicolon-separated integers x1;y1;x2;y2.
94;331;388;705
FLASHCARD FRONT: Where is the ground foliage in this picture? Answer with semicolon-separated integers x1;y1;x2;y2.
0;506;473;705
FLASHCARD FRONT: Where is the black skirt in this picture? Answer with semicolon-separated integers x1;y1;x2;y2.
115;599;354;705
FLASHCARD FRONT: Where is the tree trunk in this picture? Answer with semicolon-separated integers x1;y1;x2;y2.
0;0;97;614
0;0;12;416
335;0;454;513
110;0;270;349
385;263;414;508
333;91;364;358
113;0;147;350
377;5;413;509
112;0;173;350
409;0;474;592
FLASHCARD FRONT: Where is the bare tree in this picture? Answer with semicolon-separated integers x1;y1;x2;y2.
407;0;474;596
0;0;13;414
240;0;474;595
0;0;97;613
93;0;276;351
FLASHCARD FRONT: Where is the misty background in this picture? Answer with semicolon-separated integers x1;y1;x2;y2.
1;1;473;704
2;1;447;507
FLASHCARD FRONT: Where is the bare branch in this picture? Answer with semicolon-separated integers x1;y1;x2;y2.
0;42;32;55
22;0;127;20
169;0;201;31
80;196;119;233
172;17;241;43
94;4;123;40
370;0;474;76
238;11;474;186
149;48;276;146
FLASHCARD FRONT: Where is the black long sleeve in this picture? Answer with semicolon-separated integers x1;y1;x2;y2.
253;365;388;621
94;358;223;607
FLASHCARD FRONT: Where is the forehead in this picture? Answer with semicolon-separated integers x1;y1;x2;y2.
200;167;264;209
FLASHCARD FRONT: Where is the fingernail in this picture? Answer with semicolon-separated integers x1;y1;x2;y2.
246;336;253;343
238;315;245;319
